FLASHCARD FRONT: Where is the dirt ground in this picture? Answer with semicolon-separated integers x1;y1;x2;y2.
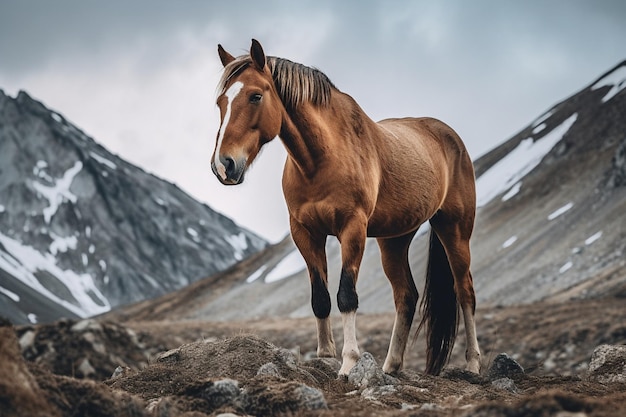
2;295;626;416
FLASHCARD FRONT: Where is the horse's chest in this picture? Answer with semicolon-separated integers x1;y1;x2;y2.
284;178;375;235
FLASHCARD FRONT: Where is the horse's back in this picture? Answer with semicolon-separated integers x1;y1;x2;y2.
373;117;476;229
378;117;468;157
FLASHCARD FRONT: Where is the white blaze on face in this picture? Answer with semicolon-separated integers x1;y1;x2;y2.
214;81;244;180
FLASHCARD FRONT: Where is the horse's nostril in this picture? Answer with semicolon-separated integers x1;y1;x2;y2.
216;155;245;184
224;157;236;176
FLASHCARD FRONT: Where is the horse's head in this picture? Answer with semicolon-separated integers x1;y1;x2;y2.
211;39;282;185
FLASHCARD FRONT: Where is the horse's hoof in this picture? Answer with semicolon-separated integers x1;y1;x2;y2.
336;373;349;382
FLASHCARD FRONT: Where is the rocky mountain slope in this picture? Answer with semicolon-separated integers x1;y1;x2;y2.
0;90;267;324
111;60;626;322
4;297;626;416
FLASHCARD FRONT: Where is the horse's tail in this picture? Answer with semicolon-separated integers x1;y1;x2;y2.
417;229;459;375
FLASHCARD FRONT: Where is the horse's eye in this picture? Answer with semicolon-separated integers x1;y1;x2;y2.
250;93;262;104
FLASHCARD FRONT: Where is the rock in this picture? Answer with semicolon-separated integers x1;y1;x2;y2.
306;357;341;373
179;378;246;414
125;328;145;349
361;385;397;401
155;347;181;363
201;379;244;409
110;366;132;379
348;352;386;388
587;344;626;383
487;353;525;380
291;384;327;410
257;362;282;378
82;332;106;354
277;347;299;370
243;381;327;414
77;358;96;378
491;377;518;393
607;136;626;187
18;330;36;350
71;319;102;333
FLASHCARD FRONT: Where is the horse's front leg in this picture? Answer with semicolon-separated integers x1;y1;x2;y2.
290;219;336;358
337;213;368;376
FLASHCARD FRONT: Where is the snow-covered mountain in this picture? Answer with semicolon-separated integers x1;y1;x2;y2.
109;60;626;322
0;90;267;324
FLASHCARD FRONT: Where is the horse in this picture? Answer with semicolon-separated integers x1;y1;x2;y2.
211;39;481;376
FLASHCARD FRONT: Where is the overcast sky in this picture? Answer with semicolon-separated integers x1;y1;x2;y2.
1;1;625;242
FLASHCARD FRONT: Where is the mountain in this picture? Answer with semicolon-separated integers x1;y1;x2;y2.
0;90;267;324
109;60;626;322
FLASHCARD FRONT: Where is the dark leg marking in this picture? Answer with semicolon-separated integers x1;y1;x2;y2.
337;268;358;312
311;269;331;318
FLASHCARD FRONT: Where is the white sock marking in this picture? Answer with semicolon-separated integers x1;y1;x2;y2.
214;81;244;180
339;311;360;375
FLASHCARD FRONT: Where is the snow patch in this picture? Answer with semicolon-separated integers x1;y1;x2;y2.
33;160;53;183
51;113;63;123
559;261;573;274
246;265;268;283
0;286;20;302
90;152;117;170
548;202;574;221
0;232;110;317
99;260;107;271
49;233;78;255
0;205;5;213
154;197;166;206
226;232;248;261
186;227;198;237
531;109;554;128
502;236;518;249
592;65;626;103
585;231;603;246
265;250;306;283
476;113;578;207
532;123;546;134
502;182;521;202
32;161;83;224
27;313;38;324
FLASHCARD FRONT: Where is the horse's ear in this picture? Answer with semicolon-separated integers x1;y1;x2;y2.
250;39;266;71
218;44;235;67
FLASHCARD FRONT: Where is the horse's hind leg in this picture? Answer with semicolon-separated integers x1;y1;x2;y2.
430;214;481;374
290;218;336;358
377;231;418;374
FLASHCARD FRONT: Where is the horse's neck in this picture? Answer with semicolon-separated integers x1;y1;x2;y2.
279;103;328;179
279;94;376;179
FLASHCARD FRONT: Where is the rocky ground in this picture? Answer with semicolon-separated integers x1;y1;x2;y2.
2;295;626;416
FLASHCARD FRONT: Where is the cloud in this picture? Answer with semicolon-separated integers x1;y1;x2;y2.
1;1;625;241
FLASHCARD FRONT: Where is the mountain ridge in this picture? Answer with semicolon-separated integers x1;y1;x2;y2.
0;89;268;324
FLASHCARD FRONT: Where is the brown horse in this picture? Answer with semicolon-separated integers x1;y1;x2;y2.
211;39;481;376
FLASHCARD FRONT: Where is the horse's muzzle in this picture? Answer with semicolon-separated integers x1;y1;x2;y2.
211;155;246;185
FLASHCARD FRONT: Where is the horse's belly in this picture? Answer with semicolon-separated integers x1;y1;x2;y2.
366;205;432;238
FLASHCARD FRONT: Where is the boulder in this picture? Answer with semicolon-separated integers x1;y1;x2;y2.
587;344;626;384
487;353;525;381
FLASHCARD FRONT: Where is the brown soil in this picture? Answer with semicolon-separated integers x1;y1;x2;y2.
2;296;626;416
